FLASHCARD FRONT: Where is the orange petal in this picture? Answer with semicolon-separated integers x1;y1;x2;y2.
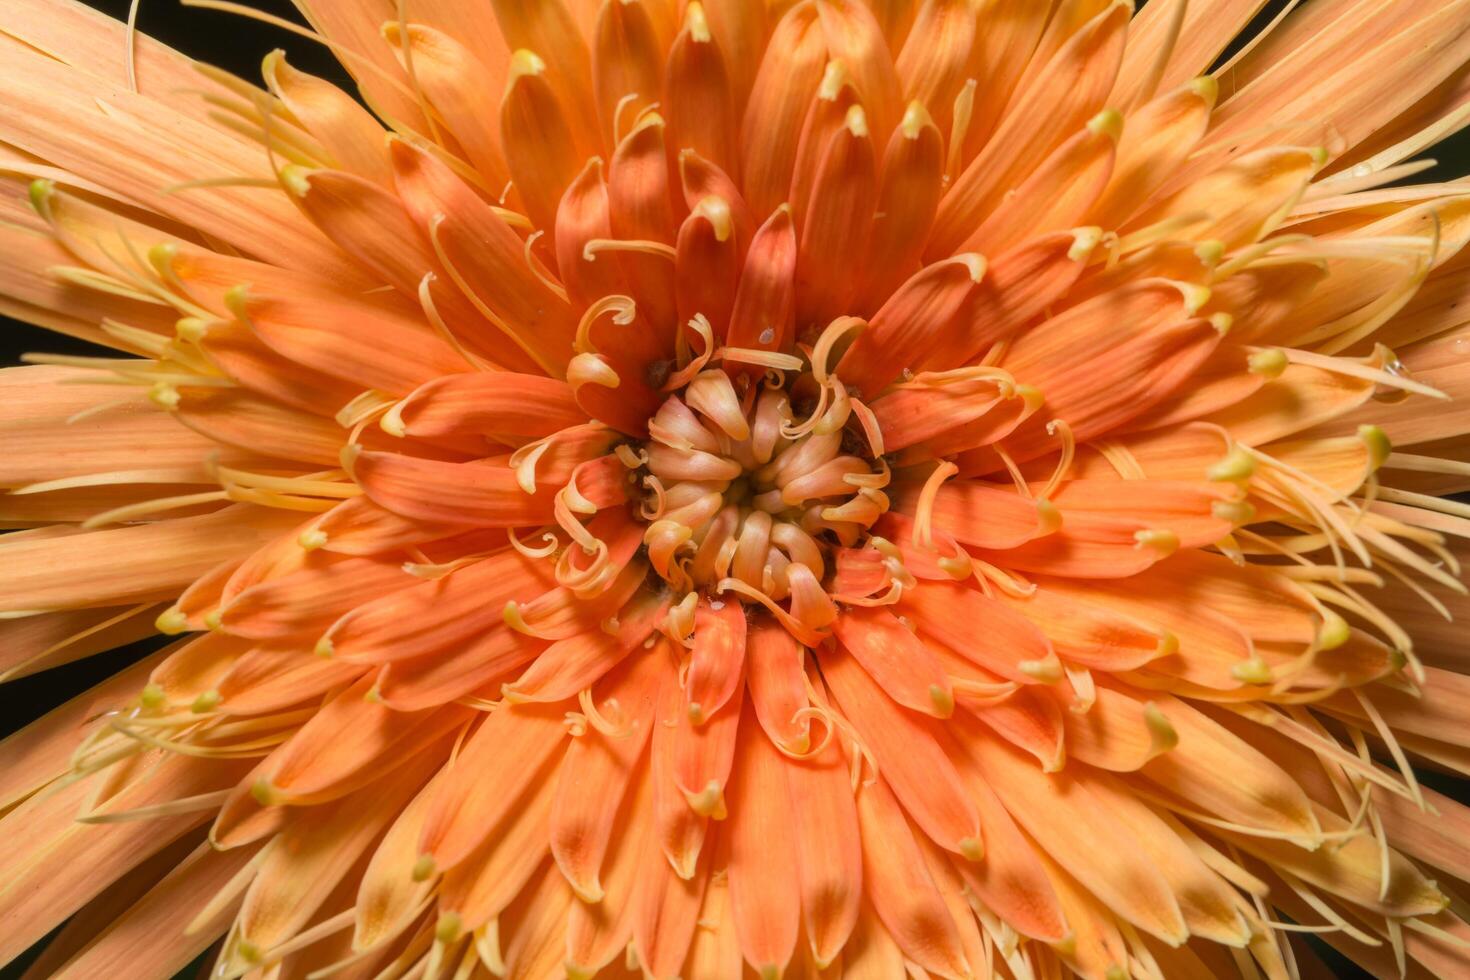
607;114;681;340
786;733;862;968
959;108;1120;256
501;46;597;239
228;281;472;396
380;24;509;187
438;770;558;932
251;674;469;806
727;700;801;978
551;650;663;902
503;594;666;703
836;254;986;395
686;597;748;724
902;578;1056;686
665;2;738;176
675;194;744;342
633;830;710;980
724;204;798;364
739;3;828;218
853;100;943;314
0;505;297;614
556;157;624;307
417;702;570;872
218;555;410;640
391;372;585;442
819;645;981;858
391;139;578;373
1090;76;1216;229
745;619;812;752
832;604;954;718
927;0;1128;256
795;103;879;325
262;51;393;187
964;734;1189;946
852;776;971;978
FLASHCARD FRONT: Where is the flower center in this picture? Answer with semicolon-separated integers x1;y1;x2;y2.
636;365;888;611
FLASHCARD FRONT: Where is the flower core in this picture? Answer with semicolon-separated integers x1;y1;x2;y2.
639;356;887;620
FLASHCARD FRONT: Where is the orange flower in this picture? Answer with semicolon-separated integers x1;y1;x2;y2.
4;0;1470;977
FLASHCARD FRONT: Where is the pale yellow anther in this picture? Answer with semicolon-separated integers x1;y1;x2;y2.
380;402;408;437
1188;75;1219;107
687;780;727;819
938;552;972;581
509;49;546;79
139;683;166;710
277;164;313;198
683;1;711;42
1207;447;1256;483
236;940;262;964
900;100;932;139
1019;657;1064;683
223;284;251;321
1230;658;1273;685
412;854;437;882
146;243;178;278
1015;384;1045;414
1087;107;1123;141
1194;239;1226;267
1144;703;1178;755
817;59;848;101
175;316;211;342
191;689;220;713
1035;498;1062;535
339;442;363;475
1154;631;1179;658
1212;499;1256;525
251;779;283;806
1105;966;1129;980
435;911;464;945
1249;348;1288;378
314;635;335;658
956;252;987;283
928;684;955;719
1133;529;1179;556
203;610;223;631
1174;281;1212;315
28;177;55;214
1209;312;1233;335
1358;424;1391;470
148;382;180;410
155;607;189;635
843;104;869;138
298;528;328;551
1068;226;1103;262
958;836;985;861
693;195;733;242
1316;608;1351;651
1310;146;1330;168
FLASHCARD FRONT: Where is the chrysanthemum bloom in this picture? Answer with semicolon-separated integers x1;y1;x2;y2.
6;0;1470;977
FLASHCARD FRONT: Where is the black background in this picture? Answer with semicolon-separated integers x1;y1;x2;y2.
3;0;1465;976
